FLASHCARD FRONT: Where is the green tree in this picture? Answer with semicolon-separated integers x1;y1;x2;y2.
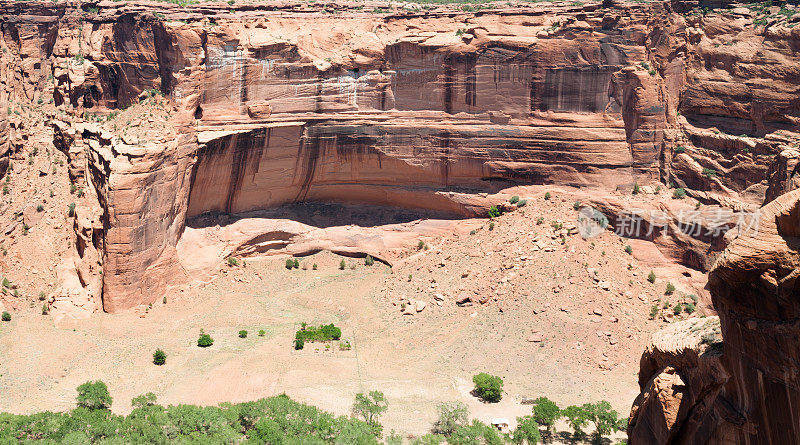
472;373;504;402
152;349;166;365
432;401;468;436
585;401;622;441
76;381;112;410
531;396;561;435
562;405;589;440
352;390;388;435
131;392;157;409
448;420;505;445
512;415;542;444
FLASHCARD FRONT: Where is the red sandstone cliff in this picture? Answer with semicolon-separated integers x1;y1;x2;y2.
0;0;798;315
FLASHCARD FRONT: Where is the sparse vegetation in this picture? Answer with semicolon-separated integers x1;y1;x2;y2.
647;271;656;283
673;188;687;199
685;303;696;314
76;381;112;410
472;372;503;402
239;330;248;338
364;255;375;266
258;329;266;336
573;201;581;210
650;304;659;319
433;401;468;436
544;192;551;200
1;311;10;322
339;259;346;270
665;282;676;295
488;205;501;218
509;195;519;204
68;202;76;216
632;183;640;195
625;245;633;254
227;256;239;267
351;391;388;436
516;199;527;208
295;323;342;347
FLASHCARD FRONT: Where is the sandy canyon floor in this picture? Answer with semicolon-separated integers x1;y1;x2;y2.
0;195;708;441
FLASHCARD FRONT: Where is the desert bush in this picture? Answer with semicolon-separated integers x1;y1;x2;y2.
685;303;696;314
673;304;683;315
285;258;294;269
472;373;503;402
647;271;656;283
584;401;624;441
536;217;544;225
702;167;717;177
258;329;266;337
131;392;157;409
76;381;112;410
489;222;495;231
293;258;300;269
449;420;505;444
42;304;49;315
68;202;76;216
239;330;248;338
650;305;659;319
153;349;166;365
36;204;44;212
313;263;318;270
625;245;632;254
294;338;304;350
517;199;527;208
544;192;551;200
433;401;468;436
665;282;676;295
632;183;640;195
487;206;501;218
1;311;9;321
197;333;214;347
673;188;687;199
509;195;519;204
573;201;581;210
469;230;476;235
226;257;239;267
364;255;375;266
674;145;686;153
339;259;346;270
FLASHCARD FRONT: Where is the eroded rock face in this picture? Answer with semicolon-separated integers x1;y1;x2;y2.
630;189;800;444
1;1;798;312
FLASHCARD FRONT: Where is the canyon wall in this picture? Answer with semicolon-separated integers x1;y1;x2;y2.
0;0;798;315
629;189;800;444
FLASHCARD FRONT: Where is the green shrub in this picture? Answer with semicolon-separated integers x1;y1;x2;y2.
312;263;317;270
702;167;717;178
469;230;476;235
585;401;624;441
516;199;527;208
227;257;239;267
153;349;166;365
339;259;346;270
632;183;640;195
544;192;551;200
286;258;294;269
673;188;686;199
294;338;304;350
665;282;676;295
488;206;501;218
364;255;375;266
489;222;495;231
36;204;44;212
472;373;503;402
433;401;468;436
293;258;299;269
258;329;266;337
509;195;519;204
536;217;544;225
239;330;248;338
295;323;342;345
649;305;659;319
625;245;633;254
673;304;683;315
70;183;77;194
197;333;214;347
76;381;112;410
68;203;76;216
1;311;10;321
42;304;49;315
647;271;656;283
689;294;699;303
685;303;696;314
674;145;686;153
562;405;590;439
573;201;581;210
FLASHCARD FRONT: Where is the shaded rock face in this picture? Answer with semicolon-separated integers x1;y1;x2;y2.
630;189;800;444
1;1;798;312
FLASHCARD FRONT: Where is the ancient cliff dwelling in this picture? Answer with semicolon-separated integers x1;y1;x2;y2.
0;0;798;443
